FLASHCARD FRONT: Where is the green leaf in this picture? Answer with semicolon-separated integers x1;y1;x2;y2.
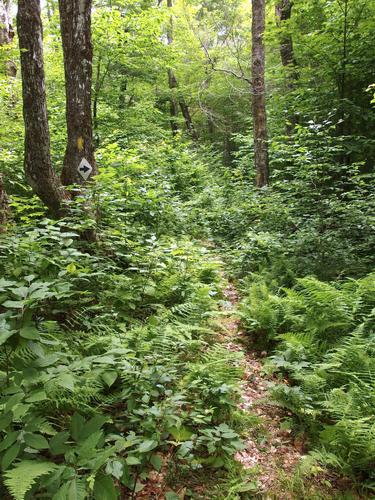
53;477;86;500
138;439;158;453
126;456;141;465
4;460;58;500
165;492;180;500
70;413;85;441
168;426;193;442
24;433;49;450
150;454;163;471
20;326;40;340
25;390;47;403
105;459;123;480
102;370;118;387
2;442;21;470
80;414;108;441
49;431;70;455
0;431;18;452
56;373;75;391
94;474;118;500
0;329;16;345
2;300;24;309
0;410;13;429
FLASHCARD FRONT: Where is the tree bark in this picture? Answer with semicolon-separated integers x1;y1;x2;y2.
58;0;97;186
168;68;179;136
252;0;269;187
0;0;12;45
0;174;9;232
275;0;298;133
166;0;197;139
275;0;297;69
17;0;68;217
0;0;16;77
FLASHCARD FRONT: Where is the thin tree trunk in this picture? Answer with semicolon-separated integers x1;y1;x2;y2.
166;0;197;139
252;0;269;187
0;174;9;232
0;0;12;45
93;55;101;144
338;0;348;138
17;0;68;217
275;0;299;133
168;68;179;136
0;0;16;77
58;0;97;186
0;0;12;227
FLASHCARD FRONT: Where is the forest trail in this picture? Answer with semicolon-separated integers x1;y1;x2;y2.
220;280;303;496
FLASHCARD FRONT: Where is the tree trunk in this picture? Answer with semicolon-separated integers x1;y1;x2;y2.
0;0;12;45
17;0;68;217
0;174;9;232
166;0;197;139
252;0;269;187
275;0;298;133
58;0;97;186
337;0;348;138
0;0;16;77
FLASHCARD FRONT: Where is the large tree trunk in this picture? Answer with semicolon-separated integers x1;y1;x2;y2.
275;0;298;133
17;0;68;217
166;0;197;140
252;0;269;187
58;0;97;186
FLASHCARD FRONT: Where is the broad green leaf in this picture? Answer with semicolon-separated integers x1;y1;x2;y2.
105;459;123;480
138;439;158;453
1;442;21;470
56;373;75;391
0;329;16;345
168;426;193;442
70;413;85;441
0;411;13;429
150;454;163;471
0;431;18;452
80;414;109;441
49;431;70;455
94;474;118;500
20;326;40;340
126;456;141;465
24;433;49;450
25;390;47;403
2;300;24;309
102;371;118;387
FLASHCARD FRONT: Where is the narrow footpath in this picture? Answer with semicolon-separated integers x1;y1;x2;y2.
221;282;303;496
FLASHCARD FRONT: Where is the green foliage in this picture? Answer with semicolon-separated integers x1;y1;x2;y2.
240;273;375;484
0;139;246;498
3;461;58;500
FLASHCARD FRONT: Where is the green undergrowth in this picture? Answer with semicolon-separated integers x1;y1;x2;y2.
239;273;375;493
0;141;248;499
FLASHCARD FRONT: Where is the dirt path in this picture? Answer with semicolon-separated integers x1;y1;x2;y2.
221;283;303;496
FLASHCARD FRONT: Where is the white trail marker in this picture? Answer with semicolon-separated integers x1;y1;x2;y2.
77;158;93;180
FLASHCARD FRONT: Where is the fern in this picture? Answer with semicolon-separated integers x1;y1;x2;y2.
4;461;58;500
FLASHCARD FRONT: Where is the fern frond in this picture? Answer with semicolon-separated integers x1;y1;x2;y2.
4;461;58;500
